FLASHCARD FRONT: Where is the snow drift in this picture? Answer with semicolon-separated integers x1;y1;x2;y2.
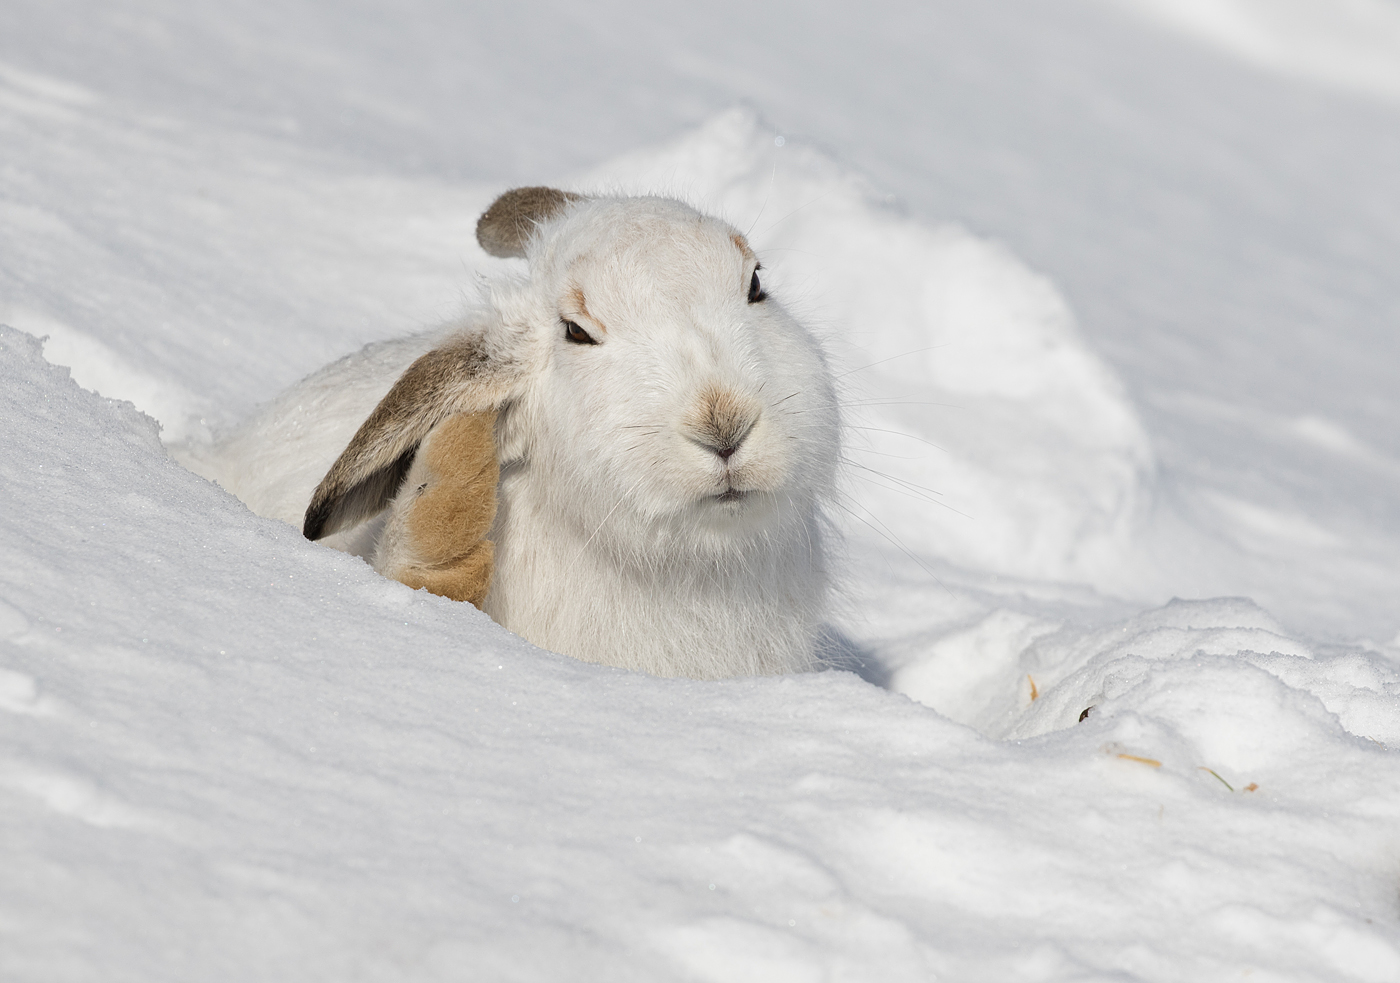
3;0;1400;979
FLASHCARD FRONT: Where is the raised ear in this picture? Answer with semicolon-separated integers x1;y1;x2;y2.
476;186;583;259
303;331;524;541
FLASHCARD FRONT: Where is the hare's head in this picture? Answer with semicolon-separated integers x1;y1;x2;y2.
307;188;840;563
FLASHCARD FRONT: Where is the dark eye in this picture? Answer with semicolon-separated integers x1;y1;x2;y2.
563;319;597;345
748;268;767;304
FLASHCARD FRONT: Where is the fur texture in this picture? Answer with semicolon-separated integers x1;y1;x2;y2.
181;189;841;679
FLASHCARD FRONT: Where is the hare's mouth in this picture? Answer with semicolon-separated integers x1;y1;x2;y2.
713;489;749;503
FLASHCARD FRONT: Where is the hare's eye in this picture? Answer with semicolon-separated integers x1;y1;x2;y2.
563;320;597;345
748;268;767;304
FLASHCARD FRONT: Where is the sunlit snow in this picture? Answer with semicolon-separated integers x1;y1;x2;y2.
2;1;1399;980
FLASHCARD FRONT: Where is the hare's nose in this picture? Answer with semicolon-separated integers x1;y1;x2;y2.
688;386;759;461
692;424;751;461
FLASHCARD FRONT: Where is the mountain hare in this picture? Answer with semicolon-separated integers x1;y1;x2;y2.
185;188;841;679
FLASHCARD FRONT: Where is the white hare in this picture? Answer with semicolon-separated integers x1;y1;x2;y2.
183;188;841;679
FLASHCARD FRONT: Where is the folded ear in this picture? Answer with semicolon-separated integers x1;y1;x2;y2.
476;186;584;258
303;332;523;541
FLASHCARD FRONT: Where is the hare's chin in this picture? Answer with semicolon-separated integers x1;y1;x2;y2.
684;490;776;537
701;488;771;520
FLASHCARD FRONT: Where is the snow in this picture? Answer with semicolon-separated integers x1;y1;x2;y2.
1108;0;1400;104
3;1;1400;979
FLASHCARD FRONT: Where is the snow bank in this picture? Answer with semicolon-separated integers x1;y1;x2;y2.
0;51;502;441
4;320;1400;978
893;595;1400;748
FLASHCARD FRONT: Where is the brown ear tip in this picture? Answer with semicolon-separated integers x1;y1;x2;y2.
476;186;583;259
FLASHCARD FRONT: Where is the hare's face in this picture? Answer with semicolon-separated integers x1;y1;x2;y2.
505;197;839;557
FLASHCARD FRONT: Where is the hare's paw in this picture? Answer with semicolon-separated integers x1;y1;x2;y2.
375;411;499;607
393;540;495;609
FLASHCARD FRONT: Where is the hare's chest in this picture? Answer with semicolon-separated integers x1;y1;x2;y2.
481;478;816;678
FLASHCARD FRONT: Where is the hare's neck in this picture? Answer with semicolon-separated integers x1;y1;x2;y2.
483;478;825;679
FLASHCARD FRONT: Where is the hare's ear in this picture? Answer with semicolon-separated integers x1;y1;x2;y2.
303;333;523;541
476;186;584;259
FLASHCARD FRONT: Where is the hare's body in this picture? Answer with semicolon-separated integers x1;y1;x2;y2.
183;190;840;679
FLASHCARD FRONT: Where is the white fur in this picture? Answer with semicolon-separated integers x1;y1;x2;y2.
181;194;841;679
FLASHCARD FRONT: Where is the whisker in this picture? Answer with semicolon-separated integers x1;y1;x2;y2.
574;474;649;561
846;448;924;461
836;345;948;380
833;499;956;599
754;190;833;240
845;399;966;410
844;463;971;516
741;246;821;257
745;140;781;238
846;426;947;453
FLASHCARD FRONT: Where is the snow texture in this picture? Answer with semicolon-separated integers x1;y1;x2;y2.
2;1;1400;980
1109;0;1400;103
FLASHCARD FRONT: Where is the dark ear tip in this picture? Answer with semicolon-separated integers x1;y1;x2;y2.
303;501;329;541
476;186;583;259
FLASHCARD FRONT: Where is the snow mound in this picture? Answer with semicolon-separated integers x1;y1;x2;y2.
587;108;1154;584
1110;0;1400;104
893;595;1400;762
